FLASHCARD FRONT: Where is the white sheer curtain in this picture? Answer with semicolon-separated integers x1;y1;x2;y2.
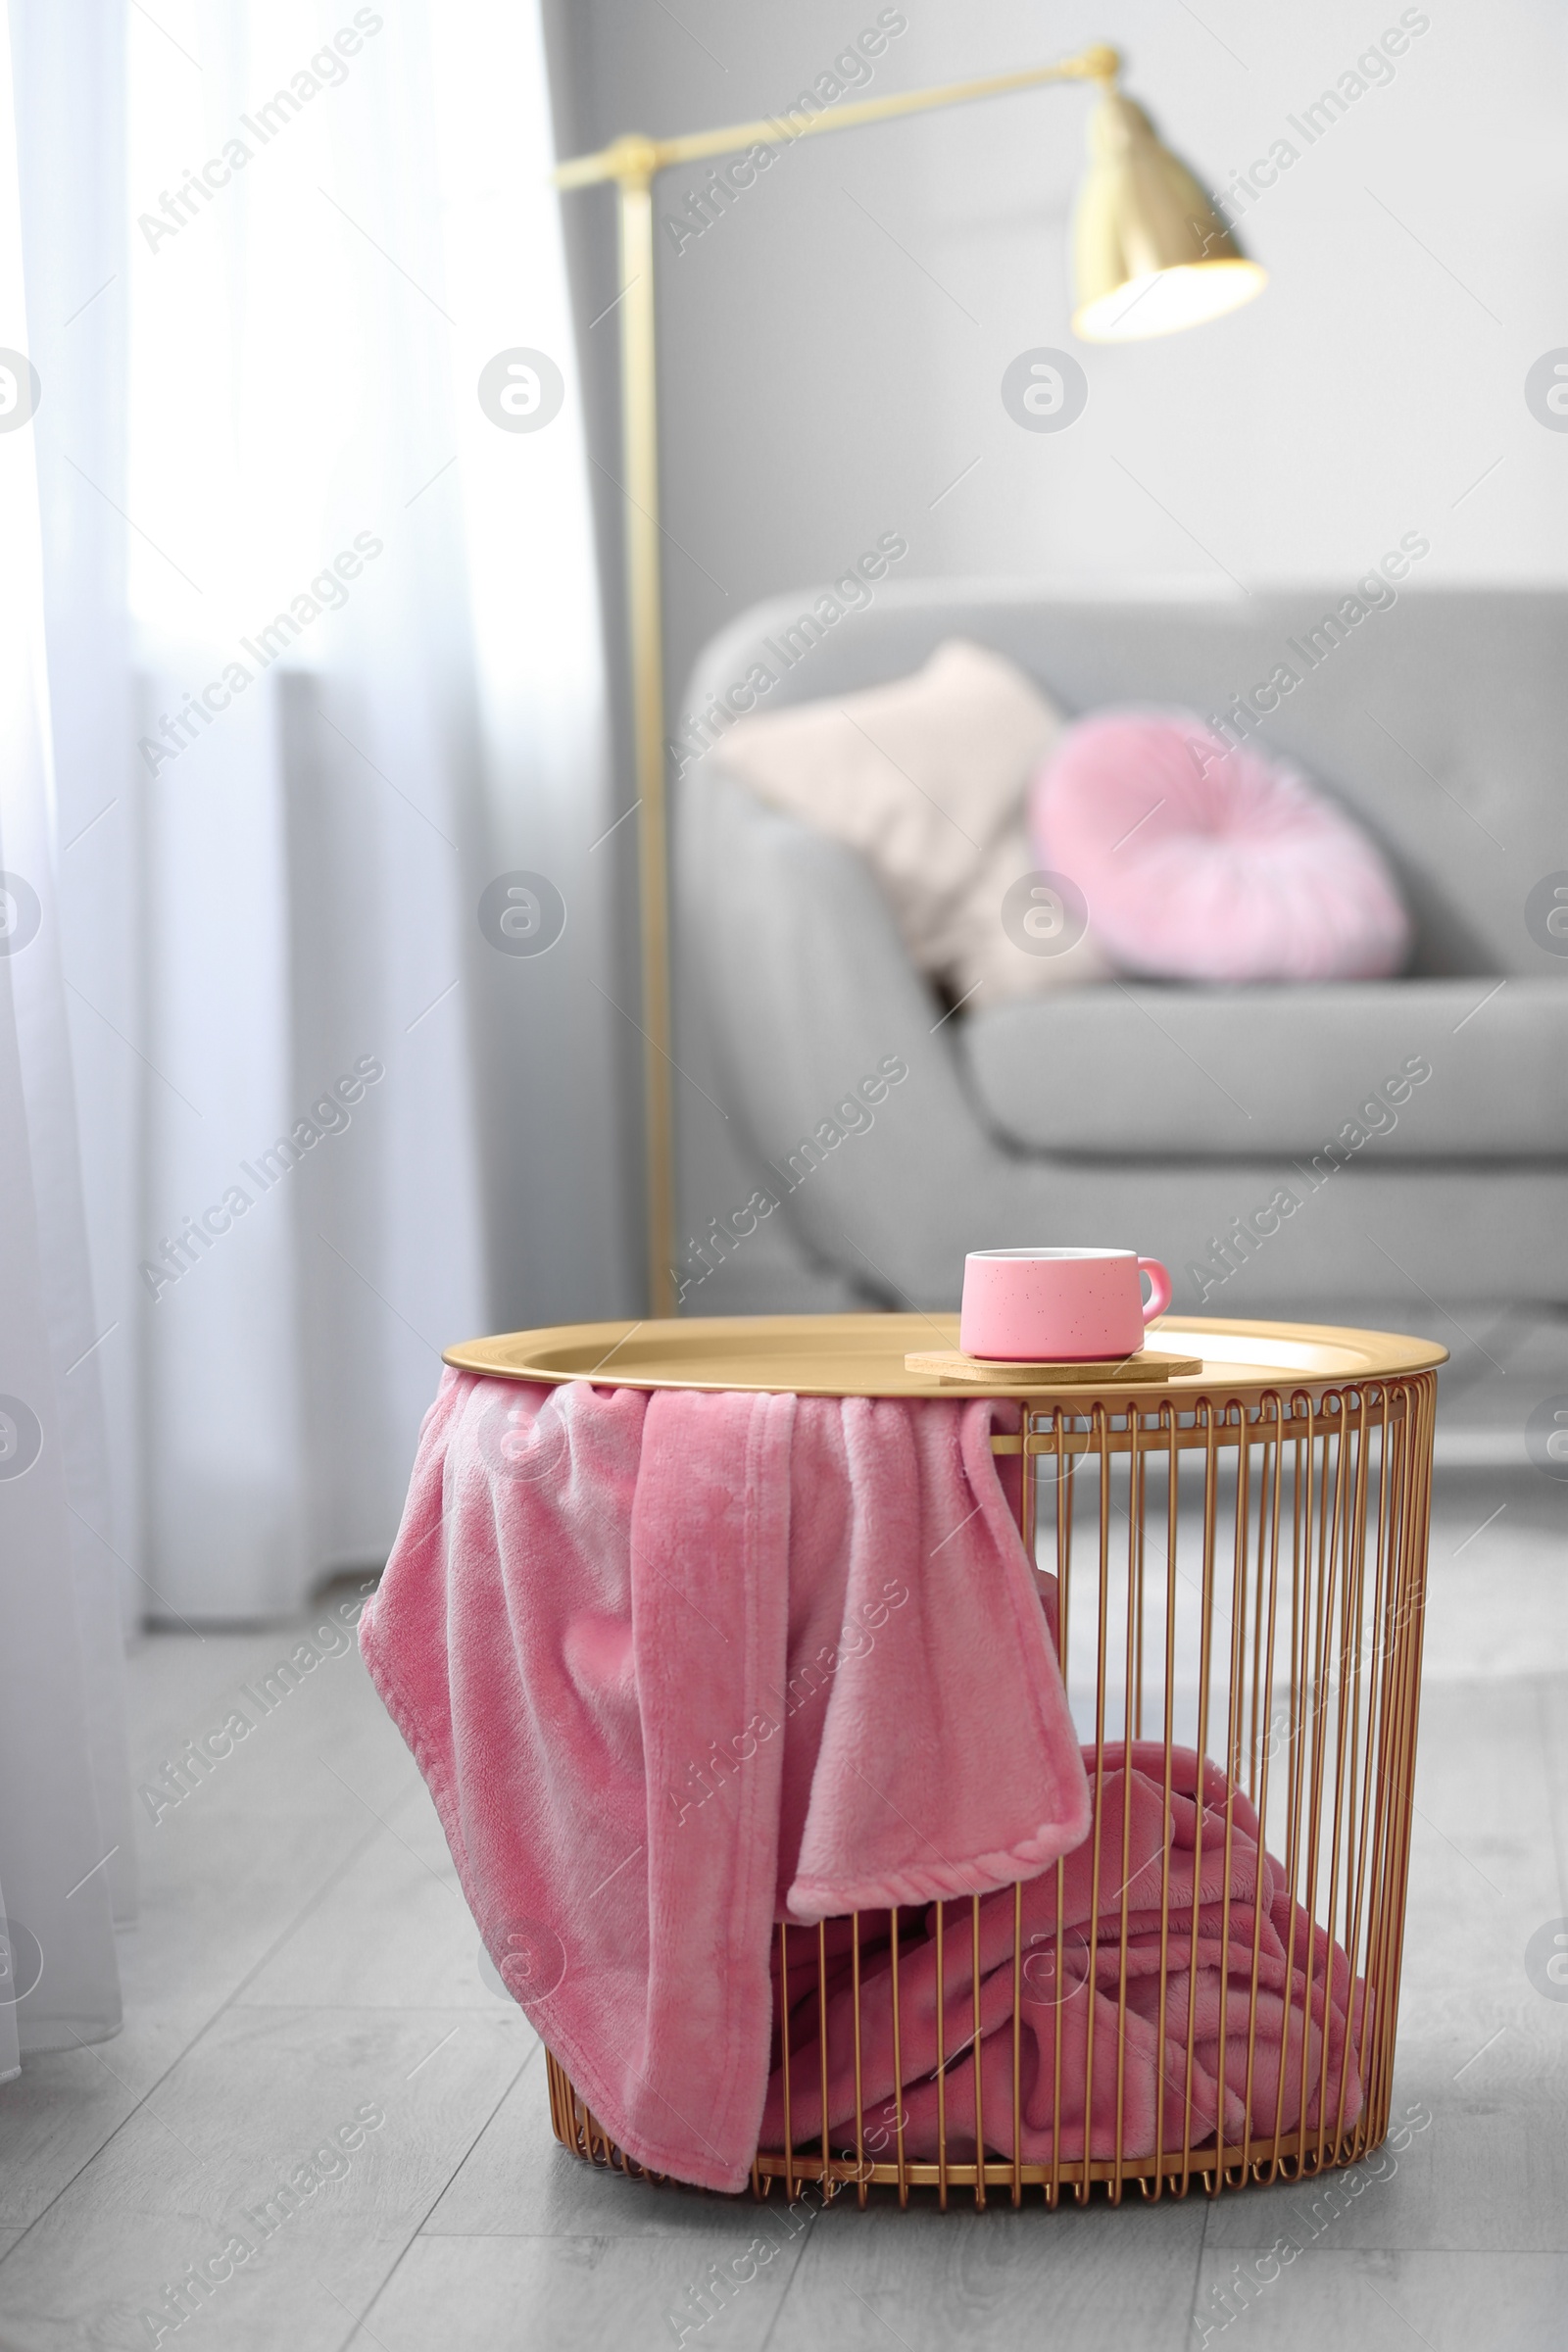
2;0;128;2069
123;0;633;1619
0;0;630;2081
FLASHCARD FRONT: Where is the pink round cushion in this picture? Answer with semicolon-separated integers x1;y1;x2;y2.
1031;711;1410;983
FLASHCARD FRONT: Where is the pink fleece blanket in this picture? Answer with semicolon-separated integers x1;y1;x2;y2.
360;1369;1091;2192
763;1741;1362;2165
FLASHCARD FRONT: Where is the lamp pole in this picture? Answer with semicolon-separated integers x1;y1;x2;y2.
610;144;675;1324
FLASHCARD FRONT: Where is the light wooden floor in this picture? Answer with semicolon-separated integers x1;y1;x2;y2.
2;1470;1566;2352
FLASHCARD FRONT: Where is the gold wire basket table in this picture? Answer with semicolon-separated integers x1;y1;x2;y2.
446;1312;1446;2208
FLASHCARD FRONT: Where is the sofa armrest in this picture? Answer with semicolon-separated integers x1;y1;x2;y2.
675;762;1039;1302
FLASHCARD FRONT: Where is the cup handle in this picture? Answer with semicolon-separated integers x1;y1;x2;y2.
1138;1258;1172;1325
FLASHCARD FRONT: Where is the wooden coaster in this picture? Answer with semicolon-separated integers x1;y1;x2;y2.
903;1348;1202;1387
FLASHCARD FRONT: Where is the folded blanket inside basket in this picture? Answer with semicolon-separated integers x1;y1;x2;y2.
359;1368;1091;2193
760;1740;1364;2168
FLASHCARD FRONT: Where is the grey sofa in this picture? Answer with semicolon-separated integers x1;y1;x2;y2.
670;579;1568;1334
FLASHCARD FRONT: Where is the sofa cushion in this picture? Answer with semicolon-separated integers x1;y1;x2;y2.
958;978;1568;1158
709;637;1113;1006
1031;710;1410;982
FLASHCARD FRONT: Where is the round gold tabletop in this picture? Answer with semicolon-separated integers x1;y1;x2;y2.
442;1313;1447;1401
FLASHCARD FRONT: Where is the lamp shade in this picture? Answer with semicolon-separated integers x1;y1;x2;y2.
1072;92;1265;341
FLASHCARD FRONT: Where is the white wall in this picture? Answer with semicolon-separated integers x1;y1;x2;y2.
549;0;1568;732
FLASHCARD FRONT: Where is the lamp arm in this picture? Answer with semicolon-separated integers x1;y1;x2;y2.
555;42;1120;189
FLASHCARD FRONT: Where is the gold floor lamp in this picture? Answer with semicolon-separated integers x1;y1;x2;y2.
556;42;1265;1319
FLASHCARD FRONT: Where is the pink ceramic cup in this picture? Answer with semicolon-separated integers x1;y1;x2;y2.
958;1247;1174;1362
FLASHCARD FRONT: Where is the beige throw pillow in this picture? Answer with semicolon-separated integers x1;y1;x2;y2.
710;637;1111;1007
